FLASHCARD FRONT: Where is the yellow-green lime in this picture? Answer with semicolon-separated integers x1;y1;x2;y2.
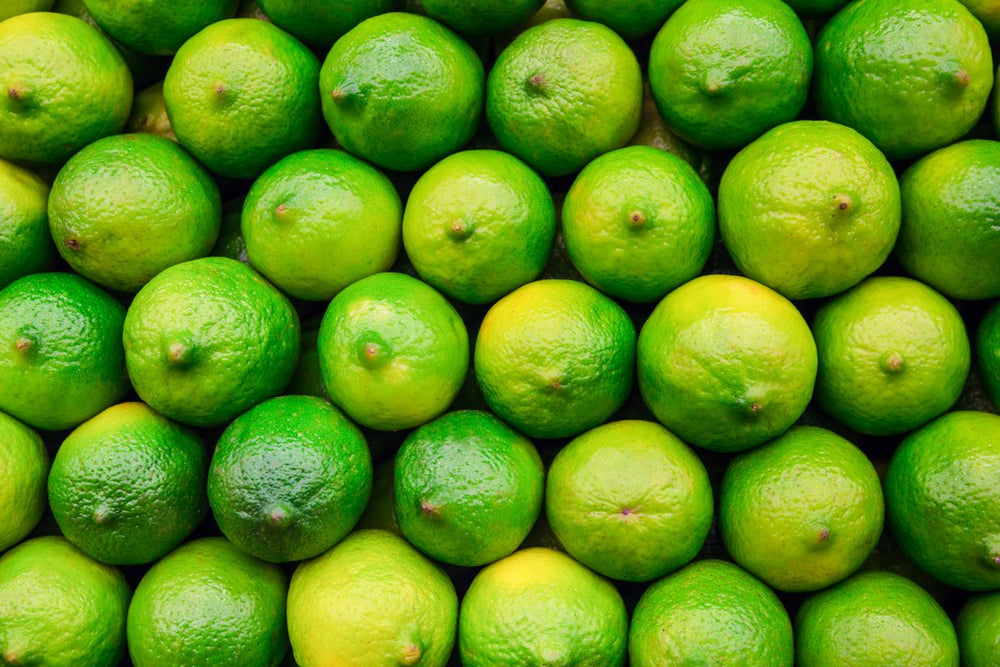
0;157;53;289
0;411;48;552
487;18;642;177
81;0;238;54
814;0;993;160
459;547;628;666
287;529;457;667
475;279;635;439
0;272;128;431
719;120;901;300
979;301;1000;410
258;0;394;48
629;560;794;666
813;276;970;435
546;420;713;582
126;81;175;141
0;1;54;20
402;149;556;304
164;19;320;179
242;149;402;301
562;145;715;303
637;275;817;452
0;12;132;166
123;257;300;427
564;0;683;38
0;536;129;667
958;591;1000;666
126;537;288;667
421;0;545;35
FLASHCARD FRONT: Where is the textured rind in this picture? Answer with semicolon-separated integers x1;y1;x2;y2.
0;411;48;552
82;0;239;55
0;158;52;289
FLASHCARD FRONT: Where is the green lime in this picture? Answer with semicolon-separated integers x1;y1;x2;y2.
564;0;682;38
0;536;129;667
402;149;556;304
49;133;221;293
242;149;402;301
815;0;993;160
212;198;249;263
795;571;959;666
487;19;641;177
961;0;1000;37
48;402;207;565
0;272;127;431
898;139;1000;300
0;1;55;20
648;0;812;150
979;301;1000;410
0;12;132;166
123;257;300;427
459;547;628;666
127;537;288;667
81;0;238;54
546;420;713;582
320;12;484;172
164;18;320;179
126;81;176;141
258;0;394;48
0;157;53;289
813;276;970;436
562;145;715;303
886;410;1000;591
287;529;457;667
0;411;47;552
629;560;794;666
958;591;1000;666
285;323;327;398
475;279;635;439
781;0;849;16
719;120;901;300
637;274;817;452
394;410;544;567
317;272;468;431
356;459;399;533
421;0;545;35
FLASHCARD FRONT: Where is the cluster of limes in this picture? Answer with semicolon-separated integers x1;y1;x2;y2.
1;0;999;665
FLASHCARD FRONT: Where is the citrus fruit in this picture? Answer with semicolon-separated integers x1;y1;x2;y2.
257;0;393;48
163;18;320;179
795;571;960;666
0;157;53;289
317;272;468;431
637;274;817;452
81;0;238;54
564;0;682;38
402;149;556;304
979;301;1000;410
562;145;715;303
898;139;1000;300
48;402;207;565
718;120;901;300
287;529;457;667
0;0;55;20
546;420;713;582
960;0;1000;37
459;547;629;666
648;0;812;150
958;591;1000;666
0;411;48;552
0;536;129;667
422;0;545;35
813;276;970;435
720;426;884;592
475;279;635;439
0;12;132;165
49;133;221;293
320;12;484;172
126;81;176;141
628;83;710;182
814;0;993;160
0;272;128;431
123;257;300;427
486;18;642;177
394;410;544;567
357;460;399;533
885;410;1000;591
242;149;402;301
629;560;794;666
127;537;288;667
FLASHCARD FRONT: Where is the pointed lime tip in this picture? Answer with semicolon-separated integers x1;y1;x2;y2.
447;219;473;241
627;211;646;228
330;88;346;103
748;402;763;418
880;353;905;374
167;341;194;367
93;504;112;525
266;504;292;530
274;203;289;220
527;72;547;93
360;341;383;369
818;528;830;542
14;337;32;354
213;83;226;96
832;193;853;214
7;87;19;99
400;644;422;666
954;69;970;88
64;237;80;251
2;648;20;666
420;500;438;516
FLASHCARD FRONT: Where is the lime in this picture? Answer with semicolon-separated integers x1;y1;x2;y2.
0;157;53;289
127;537;288;667
242;149;402;301
637;274;817;452
813;276;970;435
629;560;794;666
123;257;300;427
719;120;901;300
164;18;321;179
0;411;48;552
0;1;55;20
475;279;635;439
320;12;484;172
795;571;959;666
258;0;394;48
421;0;545;35
0;12;132;166
564;0;682;38
487;18;642;176
126;81;176;141
958;591;1000;666
0;272;127;431
562;145;715;302
815;0;993;160
898;139;1000;300
628;83;711;182
287;529;457;667
961;0;1000;38
81;0;238;54
979;301;1000;410
0;536;129;667
459;547;628;666
402;149;556;304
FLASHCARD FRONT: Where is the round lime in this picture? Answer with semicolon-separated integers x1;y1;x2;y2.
0;411;48;552
0;157;53;289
